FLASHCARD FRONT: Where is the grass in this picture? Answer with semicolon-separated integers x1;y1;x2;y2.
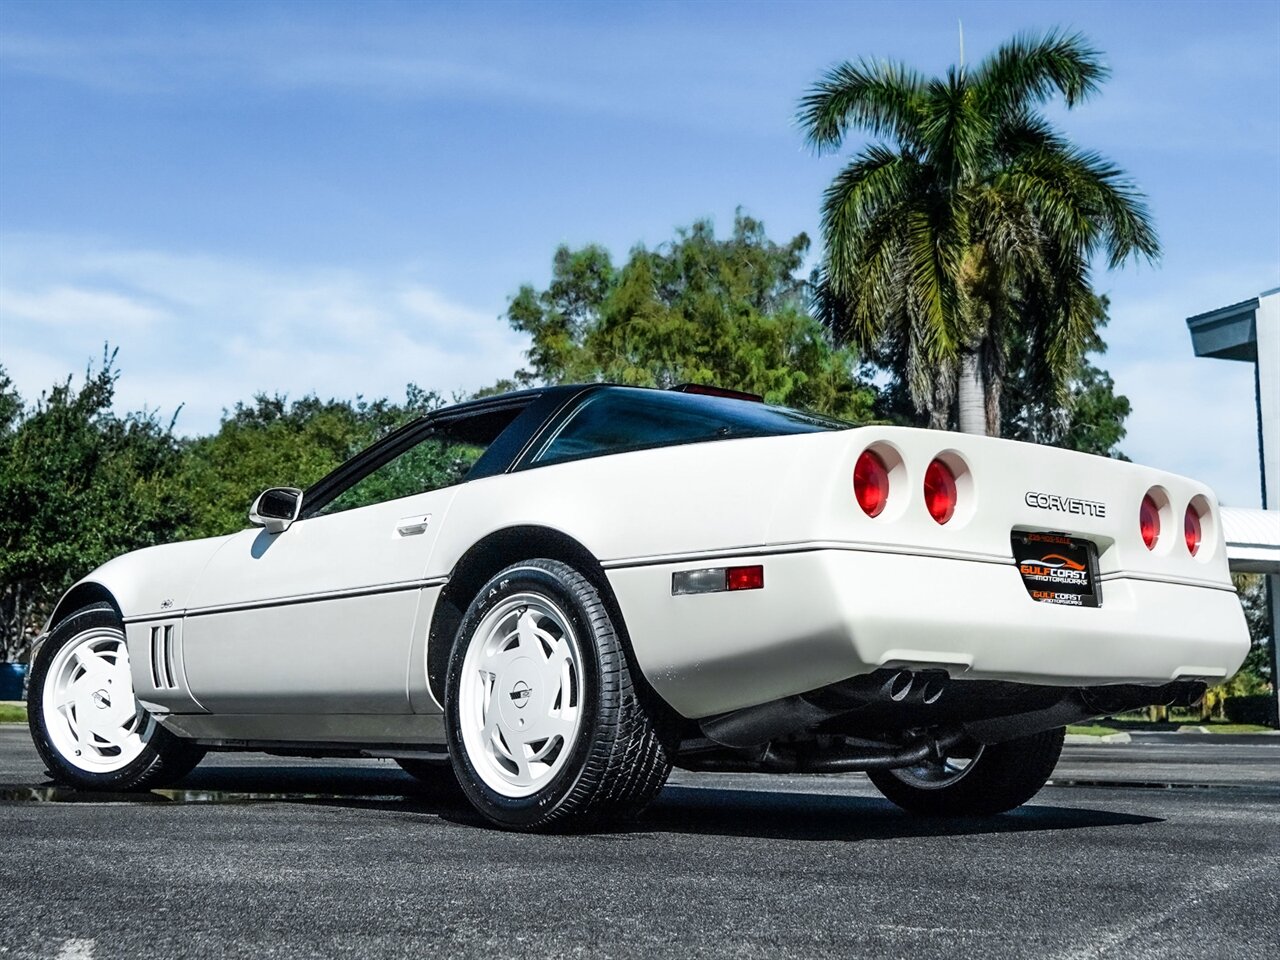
0;703;27;724
1069;719;1274;736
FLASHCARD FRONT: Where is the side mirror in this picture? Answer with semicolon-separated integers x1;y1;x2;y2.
249;487;303;534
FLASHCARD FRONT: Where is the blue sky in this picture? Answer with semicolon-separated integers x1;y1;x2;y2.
1;0;1277;506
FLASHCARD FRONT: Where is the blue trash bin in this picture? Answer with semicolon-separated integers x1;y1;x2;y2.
0;663;28;701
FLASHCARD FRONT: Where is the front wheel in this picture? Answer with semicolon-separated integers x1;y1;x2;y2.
444;559;673;831
28;603;204;791
867;728;1064;816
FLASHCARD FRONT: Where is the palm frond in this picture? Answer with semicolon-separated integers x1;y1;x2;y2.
818;204;911;349
903;202;963;360
1057;147;1160;267
797;59;928;153
917;67;993;187
819;146;917;285
1002;140;1159;266
973;29;1108;114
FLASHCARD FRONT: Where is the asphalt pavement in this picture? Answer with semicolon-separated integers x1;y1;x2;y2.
1;725;1277;960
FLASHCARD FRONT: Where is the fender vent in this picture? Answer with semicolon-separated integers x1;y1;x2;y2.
149;625;177;690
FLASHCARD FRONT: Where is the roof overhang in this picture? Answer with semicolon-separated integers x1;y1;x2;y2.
1222;507;1280;574
1186;298;1259;362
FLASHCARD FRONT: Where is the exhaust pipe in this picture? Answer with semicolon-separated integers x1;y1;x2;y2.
780;727;965;773
700;670;938;749
682;727;966;774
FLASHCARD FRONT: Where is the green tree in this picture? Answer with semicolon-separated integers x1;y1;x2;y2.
0;352;187;660
1234;573;1273;686
1001;298;1131;457
505;212;876;422
869;296;1132;458
799;30;1158;435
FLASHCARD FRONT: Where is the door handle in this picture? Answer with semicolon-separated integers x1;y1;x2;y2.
395;514;432;537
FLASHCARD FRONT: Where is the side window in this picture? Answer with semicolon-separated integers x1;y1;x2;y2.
311;432;485;518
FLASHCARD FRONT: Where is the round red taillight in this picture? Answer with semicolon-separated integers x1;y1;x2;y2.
853;450;890;518
1140;494;1160;550
923;459;957;525
1185;504;1202;556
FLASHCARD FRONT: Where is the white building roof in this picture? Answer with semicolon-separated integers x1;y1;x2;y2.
1221;507;1280;574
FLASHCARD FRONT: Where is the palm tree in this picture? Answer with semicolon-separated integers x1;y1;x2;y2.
798;31;1159;435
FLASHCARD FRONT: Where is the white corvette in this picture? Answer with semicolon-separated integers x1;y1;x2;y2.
28;384;1249;829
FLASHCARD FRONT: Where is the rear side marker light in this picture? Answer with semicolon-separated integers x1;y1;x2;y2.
1184;504;1202;556
923;459;958;525
854;450;890;518
726;565;764;591
672;565;764;595
1140;494;1160;550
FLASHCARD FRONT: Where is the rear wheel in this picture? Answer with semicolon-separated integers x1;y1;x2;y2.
867;728;1064;816
28;603;204;791
444;559;672;831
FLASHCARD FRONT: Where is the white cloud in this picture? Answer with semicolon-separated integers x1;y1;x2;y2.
0;234;529;435
0;285;166;330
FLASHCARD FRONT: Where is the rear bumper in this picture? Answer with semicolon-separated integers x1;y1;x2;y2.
607;547;1251;719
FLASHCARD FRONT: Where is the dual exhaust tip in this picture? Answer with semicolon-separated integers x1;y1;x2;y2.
883;669;946;707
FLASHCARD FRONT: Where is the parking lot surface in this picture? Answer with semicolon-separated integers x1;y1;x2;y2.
1;725;1277;960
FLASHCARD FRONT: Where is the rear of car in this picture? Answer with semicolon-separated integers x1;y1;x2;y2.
607;422;1248;719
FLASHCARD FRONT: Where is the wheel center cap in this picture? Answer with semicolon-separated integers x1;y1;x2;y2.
92;689;111;710
508;680;532;709
497;657;541;731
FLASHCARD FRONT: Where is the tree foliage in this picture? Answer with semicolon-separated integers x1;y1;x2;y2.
1235;573;1273;685
798;30;1158;435
0;352;187;660
504;212;877;422
0;354;441;658
872;296;1132;458
1000;297;1130;457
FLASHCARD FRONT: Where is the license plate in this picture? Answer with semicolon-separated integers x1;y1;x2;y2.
1011;532;1101;608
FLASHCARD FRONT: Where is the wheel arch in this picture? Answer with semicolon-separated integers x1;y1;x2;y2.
426;525;624;706
39;582;123;652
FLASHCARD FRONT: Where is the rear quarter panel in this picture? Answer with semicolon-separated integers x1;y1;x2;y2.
425;434;820;573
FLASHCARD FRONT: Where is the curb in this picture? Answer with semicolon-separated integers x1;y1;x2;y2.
1065;732;1132;744
1046;778;1278;793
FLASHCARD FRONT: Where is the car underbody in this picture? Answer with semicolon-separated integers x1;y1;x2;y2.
676;672;1206;774
149;673;1206;780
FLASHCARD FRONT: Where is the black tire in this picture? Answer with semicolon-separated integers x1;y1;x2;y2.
394;758;468;804
28;603;205;791
444;559;673;831
867;728;1065;816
